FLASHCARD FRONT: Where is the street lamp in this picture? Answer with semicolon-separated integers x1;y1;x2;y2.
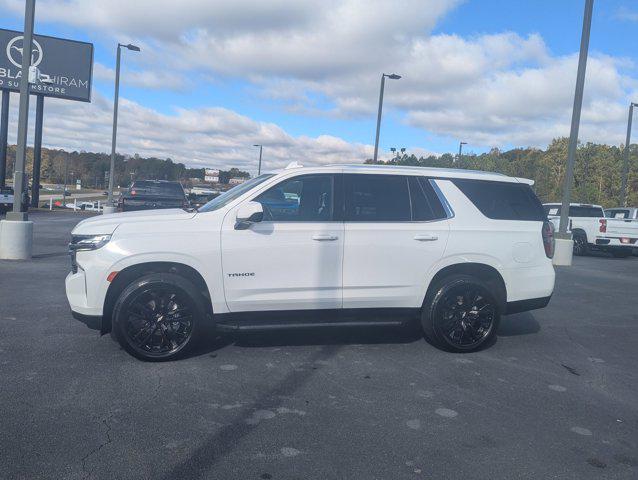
253;144;263;175
105;42;140;214
373;73;401;163
555;0;594;267
457;141;467;163
620;102;637;206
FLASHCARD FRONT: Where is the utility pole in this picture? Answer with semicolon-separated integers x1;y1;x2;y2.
457;141;467;163
253;144;263;175
105;42;140;214
0;0;36;260
373;73;401;162
555;0;594;266
620;102;636;206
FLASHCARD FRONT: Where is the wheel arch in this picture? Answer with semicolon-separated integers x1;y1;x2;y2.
101;261;213;334
423;262;507;312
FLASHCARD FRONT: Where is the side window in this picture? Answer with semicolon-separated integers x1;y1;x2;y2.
254;174;333;221
409;177;447;221
452;179;546;221
344;174;410;221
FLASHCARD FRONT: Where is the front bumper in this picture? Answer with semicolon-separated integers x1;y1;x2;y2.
65;269;103;317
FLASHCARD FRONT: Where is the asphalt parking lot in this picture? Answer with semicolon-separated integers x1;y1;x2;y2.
1;211;637;480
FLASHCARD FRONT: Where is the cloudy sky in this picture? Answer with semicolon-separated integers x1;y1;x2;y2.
1;0;638;174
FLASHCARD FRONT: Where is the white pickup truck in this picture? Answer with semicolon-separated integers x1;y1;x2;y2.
544;203;638;258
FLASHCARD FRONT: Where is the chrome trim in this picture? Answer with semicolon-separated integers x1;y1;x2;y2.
428;178;455;219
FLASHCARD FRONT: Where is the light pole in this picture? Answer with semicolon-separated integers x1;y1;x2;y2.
373;73;401;163
620;102;637;206
555;0;594;267
253;144;263;175
105;42;140;214
457;141;467;163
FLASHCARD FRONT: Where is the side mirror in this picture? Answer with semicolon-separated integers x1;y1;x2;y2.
235;201;263;230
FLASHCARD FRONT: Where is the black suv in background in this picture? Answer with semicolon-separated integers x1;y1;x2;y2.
118;180;189;212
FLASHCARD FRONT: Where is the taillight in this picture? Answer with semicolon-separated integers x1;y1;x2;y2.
598;219;607;233
542;221;554;259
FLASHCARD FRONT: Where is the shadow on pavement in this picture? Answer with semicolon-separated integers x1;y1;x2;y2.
497;312;540;336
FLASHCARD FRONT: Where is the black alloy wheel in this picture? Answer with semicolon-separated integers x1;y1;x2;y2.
572;232;588;256
113;273;204;361
423;275;500;352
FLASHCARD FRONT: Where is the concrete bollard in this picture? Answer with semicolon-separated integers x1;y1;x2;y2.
49;197;53;210
0;219;34;259
73;198;77;212
553;238;574;266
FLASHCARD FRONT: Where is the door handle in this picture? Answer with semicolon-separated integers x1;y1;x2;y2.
414;234;438;242
312;234;338;241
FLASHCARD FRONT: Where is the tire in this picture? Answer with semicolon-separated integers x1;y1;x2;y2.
422;274;500;353
112;273;205;361
611;248;632;258
572;231;589;256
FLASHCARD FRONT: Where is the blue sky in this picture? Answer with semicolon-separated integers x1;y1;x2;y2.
1;0;637;172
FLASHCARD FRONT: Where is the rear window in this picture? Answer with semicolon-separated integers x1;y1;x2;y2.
605;209;629;219
452;179;545;221
130;181;184;197
569;206;603;217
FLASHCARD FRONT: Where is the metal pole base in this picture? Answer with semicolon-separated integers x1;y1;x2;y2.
102;205;118;215
0;219;33;260
553;237;574;266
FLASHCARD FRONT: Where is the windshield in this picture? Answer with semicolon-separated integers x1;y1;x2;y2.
198;174;275;212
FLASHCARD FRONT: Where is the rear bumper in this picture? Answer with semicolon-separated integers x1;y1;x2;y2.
595;237;637;249
505;296;552;315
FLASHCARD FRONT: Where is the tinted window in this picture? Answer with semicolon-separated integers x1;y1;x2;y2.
255;175;333;221
453;179;545;221
544;205;560;216
409;177;447;221
130;181;185;197
605;209;630;219
344;174;411;222
568;206;603;217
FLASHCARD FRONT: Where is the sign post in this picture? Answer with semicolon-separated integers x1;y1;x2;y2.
0;90;8;186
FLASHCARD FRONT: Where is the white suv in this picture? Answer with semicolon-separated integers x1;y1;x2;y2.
66;165;555;360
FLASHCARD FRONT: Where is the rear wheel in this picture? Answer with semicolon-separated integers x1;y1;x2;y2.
112;273;204;361
572;231;589;256
422;274;500;352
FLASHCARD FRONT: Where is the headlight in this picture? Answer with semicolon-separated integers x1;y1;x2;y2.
69;234;112;252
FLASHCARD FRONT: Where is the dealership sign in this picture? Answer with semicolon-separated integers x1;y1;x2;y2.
0;28;93;102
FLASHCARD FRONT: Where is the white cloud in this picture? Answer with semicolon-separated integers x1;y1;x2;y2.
5;91;381;174
2;0;637;152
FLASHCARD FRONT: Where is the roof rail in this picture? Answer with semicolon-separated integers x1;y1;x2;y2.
285;161;303;169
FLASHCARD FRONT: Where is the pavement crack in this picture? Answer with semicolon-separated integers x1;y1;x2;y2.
80;415;114;480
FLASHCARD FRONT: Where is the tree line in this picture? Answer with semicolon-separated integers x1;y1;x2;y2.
366;138;638;207
1;145;250;189
1;137;636;206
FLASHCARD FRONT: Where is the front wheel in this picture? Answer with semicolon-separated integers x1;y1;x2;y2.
112;273;205;361
422;275;500;352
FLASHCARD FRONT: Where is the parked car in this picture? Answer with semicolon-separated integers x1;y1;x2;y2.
0;186;14;213
187;192;219;209
118;180;189;212
605;207;638;220
544;203;638;257
67;164;555;361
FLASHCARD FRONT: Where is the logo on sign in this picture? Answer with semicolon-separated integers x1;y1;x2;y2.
6;35;43;68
